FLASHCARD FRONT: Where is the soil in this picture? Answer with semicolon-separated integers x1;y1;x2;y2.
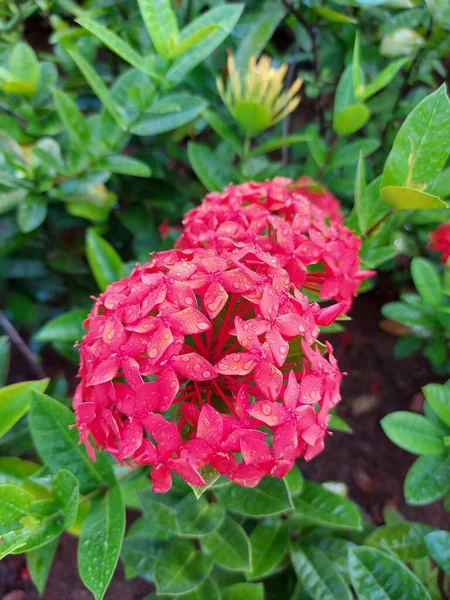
1;279;449;599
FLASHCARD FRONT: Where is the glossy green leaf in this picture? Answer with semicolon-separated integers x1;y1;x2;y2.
17;195;47;233
97;154;151;177
381;186;446;210
247;520;288;579
0;379;48;440
381;412;445;455
366;522;436;561
27;537;58;596
146;577;221;600
284;465;304;497
313;5;356;22
290;542;352;600
327;138;379;170
381;86;450;193
293;481;362;530
203;109;241;153
53;469;79;528
425;530;450;575
250;134;310;157
411;258;443;308
381;302;433;331
404;454;450;505
216;478;293;517
166;5;244;85
333;103;370;136
423;384;450;428
380;28;425;57
354;152;369;234
348;546;431;600
9;42;39;82
0;484;34;526
53;88;90;146
86;228;123;291
222;583;264;600
0;458;47;498
188;142;234;191
79;484;125;600
35;309;88;344
201;515;251;572
138;490;180;538
30;391;114;494
154;539;212;595
176;494;225;537
68;50;125;128
234;5;286;72
359;58;408;101
0;336;10;387
352;32;362;96
76;17;159;79
137;0;178;59
121;530;163;580
169;25;218;58
131;94;207;136
328;415;353;434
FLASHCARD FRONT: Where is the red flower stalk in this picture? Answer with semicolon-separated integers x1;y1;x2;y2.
178;177;374;309
428;223;450;264
74;246;342;492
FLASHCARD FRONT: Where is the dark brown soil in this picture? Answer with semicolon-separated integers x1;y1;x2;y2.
1;282;449;599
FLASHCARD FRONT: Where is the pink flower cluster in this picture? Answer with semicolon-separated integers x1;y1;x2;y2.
74;246;343;492
178;177;374;309
429;223;450;264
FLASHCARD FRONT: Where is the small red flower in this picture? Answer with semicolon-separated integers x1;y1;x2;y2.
428;223;450;264
178;178;374;309
74;246;342;492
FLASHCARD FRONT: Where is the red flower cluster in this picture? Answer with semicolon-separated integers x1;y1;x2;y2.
429;223;450;264
74;246;342;492
178;177;373;308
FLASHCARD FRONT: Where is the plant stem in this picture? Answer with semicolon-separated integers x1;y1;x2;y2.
365;209;393;236
0;309;46;379
243;135;251;160
79;468;137;505
318;136;339;179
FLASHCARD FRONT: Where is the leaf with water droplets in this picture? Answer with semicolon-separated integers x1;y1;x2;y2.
216;477;293;517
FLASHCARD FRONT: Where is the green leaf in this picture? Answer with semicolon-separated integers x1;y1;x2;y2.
0;484;34;526
27;537;58;596
138;490;180;538
292;481;362;530
425;530;450;575
176;494;225;537
53;469;79;528
137;0;179;60
354;152;369;234
169;25;218;59
188;142;234;191
166;5;244;85
0;336;11;386
17;195;47;233
250;134;310;157
76;17;159;79
290;542;352;600
365;522;436;561
222;583;264;600
333;103;370;136
381;412;445;455
381;302;433;331
53;88;90;146
411;258;443;308
423;384;450;429
216;478;293;517
404;453;450;505
68;50;125;128
381;86;450;193
359;58;409;101
79;484;125;600
0;379;49;440
327;138;379;170
284;465;304;497
203;109;241;153
86;228;124;292
154;539;212;595
131;94;207;136
352;32;362;97
97;154;151;177
121;529;163;580
381;186;446;210
328;415;353;434
348;547;432;600
35;309;88;344
5;43;39;95
29;391;114;494
246;520;288;579
201;515;251;572
0;458;47;498
234;5;286;72
380;28;425;57
146;577;221;600
313;5;356;22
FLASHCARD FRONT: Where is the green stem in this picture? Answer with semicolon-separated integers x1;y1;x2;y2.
242;135;252;160
365;209;393;236
78;468;137;505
